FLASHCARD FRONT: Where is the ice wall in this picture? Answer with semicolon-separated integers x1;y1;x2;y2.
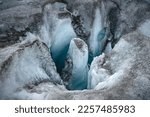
88;8;110;64
88;53;110;89
138;20;150;38
0;33;62;99
39;3;76;72
89;8;103;59
51;19;76;72
63;38;89;90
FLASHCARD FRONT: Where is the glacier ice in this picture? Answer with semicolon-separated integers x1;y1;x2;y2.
97;27;109;54
89;8;103;60
104;37;112;54
88;7;111;63
0;34;62;99
52;2;67;11
0;0;150;100
39;3;76;72
88;53;110;89
40;3;56;47
51;18;76;72
62;38;89;90
138;20;150;38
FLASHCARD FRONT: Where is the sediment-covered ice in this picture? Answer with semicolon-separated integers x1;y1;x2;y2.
88;8;110;63
88;53;110;89
0;33;63;99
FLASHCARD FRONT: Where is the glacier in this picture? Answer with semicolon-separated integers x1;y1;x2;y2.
0;33;63;99
89;7;103;63
62;38;88;90
138;20;150;38
88;7;111;63
88;53;110;89
0;0;150;99
40;3;76;73
50;18;76;72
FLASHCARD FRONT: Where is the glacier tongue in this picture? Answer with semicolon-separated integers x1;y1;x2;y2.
62;38;89;90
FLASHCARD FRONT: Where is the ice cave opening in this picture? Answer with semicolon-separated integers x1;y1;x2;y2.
39;2;113;91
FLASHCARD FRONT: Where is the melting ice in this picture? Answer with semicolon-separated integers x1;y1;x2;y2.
88;8;109;63
51;19;76;72
64;38;89;90
39;3;112;90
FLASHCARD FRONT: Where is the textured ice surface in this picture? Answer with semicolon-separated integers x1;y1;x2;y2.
39;3;76;72
88;53;110;89
0;0;150;100
0;34;62;99
88;8;110;63
51;19;76;72
89;8;103;58
138;20;150;38
63;38;88;90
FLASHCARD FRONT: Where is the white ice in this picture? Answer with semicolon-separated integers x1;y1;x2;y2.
50;18;76;71
89;7;103;57
0;34;62;99
138;20;150;38
67;38;89;90
104;41;112;54
88;53;110;89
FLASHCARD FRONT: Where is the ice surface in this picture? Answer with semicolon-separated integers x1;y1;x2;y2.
51;19;76;72
88;53;110;89
104;41;112;54
39;3;76;72
88;8;109;63
0;34;62;99
138;20;150;38
40;2;68;47
97;28;108;54
64;38;89;90
52;2;67;11
1;1;150;100
89;8;103;59
95;70;124;90
40;3;58;47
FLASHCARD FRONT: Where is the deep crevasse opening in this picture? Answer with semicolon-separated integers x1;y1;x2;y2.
39;2;112;91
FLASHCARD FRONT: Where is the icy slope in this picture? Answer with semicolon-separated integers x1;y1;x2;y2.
65;31;150;100
40;3;76;72
46;31;150;100
0;34;63;99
